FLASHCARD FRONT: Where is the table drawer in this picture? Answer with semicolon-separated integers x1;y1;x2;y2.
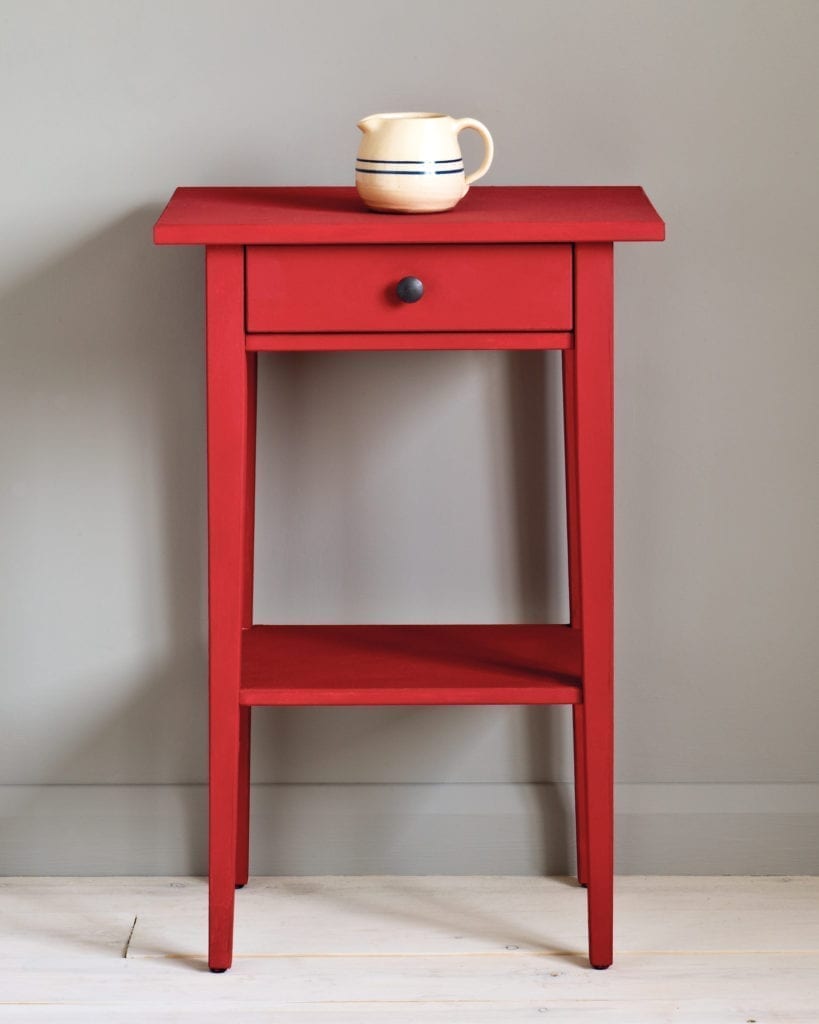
245;244;572;333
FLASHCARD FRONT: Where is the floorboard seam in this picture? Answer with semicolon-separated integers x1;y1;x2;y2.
121;915;137;958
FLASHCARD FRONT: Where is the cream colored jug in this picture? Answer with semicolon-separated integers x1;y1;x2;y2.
355;112;494;213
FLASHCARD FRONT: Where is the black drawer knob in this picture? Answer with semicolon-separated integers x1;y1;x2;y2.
396;276;424;303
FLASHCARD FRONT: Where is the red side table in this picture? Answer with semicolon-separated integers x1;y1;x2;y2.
154;186;664;972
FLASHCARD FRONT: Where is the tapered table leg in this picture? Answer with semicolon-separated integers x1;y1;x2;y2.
205;246;249;971
562;348;589;888
572;705;589;887
572;243;615;969
235;706;251;889
235;352;257;890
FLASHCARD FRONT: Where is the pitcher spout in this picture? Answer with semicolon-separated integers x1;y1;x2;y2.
357;115;384;133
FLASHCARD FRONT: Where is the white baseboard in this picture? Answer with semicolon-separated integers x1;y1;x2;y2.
1;783;817;875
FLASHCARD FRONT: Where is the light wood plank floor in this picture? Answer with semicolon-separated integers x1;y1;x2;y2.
0;876;816;1022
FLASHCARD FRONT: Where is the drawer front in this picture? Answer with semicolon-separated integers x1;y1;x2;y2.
245;244;572;333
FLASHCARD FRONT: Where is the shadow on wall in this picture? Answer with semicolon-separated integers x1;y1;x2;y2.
249;346;576;874
0;210;576;875
0;208;208;870
509;351;576;874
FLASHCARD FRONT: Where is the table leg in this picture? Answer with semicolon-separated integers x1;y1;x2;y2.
235;353;257;890
571;705;589;887
235;706;251;889
572;243;614;969
206;246;248;972
562;348;588;888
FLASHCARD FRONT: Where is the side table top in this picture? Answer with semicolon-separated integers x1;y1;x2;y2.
153;186;664;246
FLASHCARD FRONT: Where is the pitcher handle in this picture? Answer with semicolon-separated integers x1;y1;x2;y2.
455;118;494;187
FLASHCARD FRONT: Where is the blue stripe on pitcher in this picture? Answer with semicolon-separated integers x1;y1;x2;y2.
357;157;463;165
356;159;464;176
356;167;464;176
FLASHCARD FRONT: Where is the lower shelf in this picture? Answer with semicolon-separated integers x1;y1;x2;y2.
240;624;582;706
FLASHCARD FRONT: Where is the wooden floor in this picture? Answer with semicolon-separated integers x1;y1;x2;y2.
0;876;817;1021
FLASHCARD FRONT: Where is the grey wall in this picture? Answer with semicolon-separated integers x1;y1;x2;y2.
1;0;818;875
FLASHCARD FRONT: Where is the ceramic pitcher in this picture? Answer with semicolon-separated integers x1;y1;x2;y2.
355;112;494;213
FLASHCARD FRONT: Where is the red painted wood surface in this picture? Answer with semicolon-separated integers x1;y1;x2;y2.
246;331;572;352
246;244;572;333
154;186;665;246
205;246;250;972
563;347;589;888
573;243;615;969
154;185;664;973
572;705;589;887
240;625;582;706
235;352;257;890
